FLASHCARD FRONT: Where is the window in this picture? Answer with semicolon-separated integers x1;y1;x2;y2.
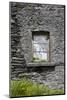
32;31;49;62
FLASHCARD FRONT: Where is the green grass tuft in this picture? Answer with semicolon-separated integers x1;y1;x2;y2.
10;78;64;97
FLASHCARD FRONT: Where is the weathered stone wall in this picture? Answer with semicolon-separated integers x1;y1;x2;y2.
10;3;27;78
18;65;64;89
10;2;65;89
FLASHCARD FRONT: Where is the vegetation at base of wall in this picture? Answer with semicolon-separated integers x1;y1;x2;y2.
10;78;64;97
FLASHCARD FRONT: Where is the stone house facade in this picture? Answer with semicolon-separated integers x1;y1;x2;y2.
10;2;65;89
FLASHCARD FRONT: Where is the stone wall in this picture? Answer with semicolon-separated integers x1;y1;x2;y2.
18;65;64;89
10;2;65;89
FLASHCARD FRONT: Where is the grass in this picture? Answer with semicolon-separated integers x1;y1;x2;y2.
32;57;47;62
10;78;64;97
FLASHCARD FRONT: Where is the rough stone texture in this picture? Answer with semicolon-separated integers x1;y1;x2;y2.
10;2;65;89
18;65;64;89
10;3;27;79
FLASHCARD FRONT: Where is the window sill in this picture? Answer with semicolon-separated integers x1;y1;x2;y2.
27;62;56;67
